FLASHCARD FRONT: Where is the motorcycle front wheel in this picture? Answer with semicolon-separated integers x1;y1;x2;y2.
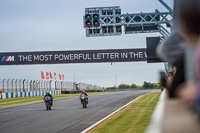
82;101;86;108
46;105;49;110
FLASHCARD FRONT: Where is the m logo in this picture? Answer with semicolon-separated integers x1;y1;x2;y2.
1;56;14;61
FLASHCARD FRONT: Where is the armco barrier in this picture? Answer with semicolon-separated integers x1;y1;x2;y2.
1;90;61;99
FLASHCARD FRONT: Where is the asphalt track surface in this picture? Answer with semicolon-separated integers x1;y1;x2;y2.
0;90;153;133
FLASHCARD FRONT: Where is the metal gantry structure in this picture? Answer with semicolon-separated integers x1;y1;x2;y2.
83;3;173;39
83;0;174;70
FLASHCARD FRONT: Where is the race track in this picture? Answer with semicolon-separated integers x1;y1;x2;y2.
0;90;153;133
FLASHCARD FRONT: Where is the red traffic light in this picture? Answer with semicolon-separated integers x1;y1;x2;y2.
93;20;99;27
86;21;92;27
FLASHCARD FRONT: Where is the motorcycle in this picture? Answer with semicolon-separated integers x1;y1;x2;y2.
80;94;88;108
44;96;52;110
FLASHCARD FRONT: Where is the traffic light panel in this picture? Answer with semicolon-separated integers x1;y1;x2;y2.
84;6;122;37
84;10;100;28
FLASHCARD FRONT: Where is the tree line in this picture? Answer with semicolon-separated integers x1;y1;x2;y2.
106;81;160;89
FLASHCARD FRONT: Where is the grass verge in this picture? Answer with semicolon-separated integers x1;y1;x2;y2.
0;92;112;108
88;92;161;133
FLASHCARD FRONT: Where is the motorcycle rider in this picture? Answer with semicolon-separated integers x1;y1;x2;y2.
43;92;54;106
79;90;88;104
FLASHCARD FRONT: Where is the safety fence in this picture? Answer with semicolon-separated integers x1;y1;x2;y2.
0;79;104;93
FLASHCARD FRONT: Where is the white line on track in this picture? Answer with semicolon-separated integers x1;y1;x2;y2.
81;93;146;133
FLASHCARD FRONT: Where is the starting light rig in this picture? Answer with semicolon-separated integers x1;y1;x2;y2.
84;6;122;37
83;6;173;38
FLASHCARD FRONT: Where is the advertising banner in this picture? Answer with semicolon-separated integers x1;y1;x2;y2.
0;48;147;65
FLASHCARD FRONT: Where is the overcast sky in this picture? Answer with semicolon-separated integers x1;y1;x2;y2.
0;0;173;87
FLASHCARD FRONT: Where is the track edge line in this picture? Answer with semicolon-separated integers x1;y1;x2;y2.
81;93;148;133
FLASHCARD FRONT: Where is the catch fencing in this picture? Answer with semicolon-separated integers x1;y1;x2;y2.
0;79;104;93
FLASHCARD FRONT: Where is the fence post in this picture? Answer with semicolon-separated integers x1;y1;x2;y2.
36;80;38;91
61;81;63;91
30;80;32;91
57;81;59;90
33;80;35;91
55;81;57;90
19;79;22;92
7;79;10;93
41;81;43;91
38;80;40;91
11;79;14;92
25;80;28;92
23;79;25;92
47;81;48;91
43;81;45;91
41;80;43;91
15;79;18;92
37;80;39;91
45;81;47;91
35;80;38;91
2;79;5;93
49;80;52;91
35;80;37;91
64;81;66;91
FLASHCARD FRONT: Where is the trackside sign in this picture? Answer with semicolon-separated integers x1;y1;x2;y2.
0;48;147;65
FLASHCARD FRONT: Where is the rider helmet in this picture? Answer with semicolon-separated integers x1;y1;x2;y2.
82;90;85;93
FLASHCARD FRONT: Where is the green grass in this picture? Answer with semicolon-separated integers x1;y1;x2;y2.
88;92;161;133
0;92;112;108
127;92;160;108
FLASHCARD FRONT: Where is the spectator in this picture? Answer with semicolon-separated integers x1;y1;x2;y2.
166;71;174;88
159;71;166;92
173;66;176;76
175;0;200;107
156;31;186;98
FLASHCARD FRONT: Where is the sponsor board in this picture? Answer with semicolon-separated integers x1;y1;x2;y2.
0;48;147;65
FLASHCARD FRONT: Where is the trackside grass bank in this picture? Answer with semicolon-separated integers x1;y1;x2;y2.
88;92;161;133
0;92;112;108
